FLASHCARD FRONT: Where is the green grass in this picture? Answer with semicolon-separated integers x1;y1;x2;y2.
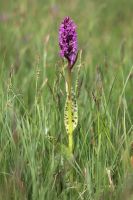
0;0;133;199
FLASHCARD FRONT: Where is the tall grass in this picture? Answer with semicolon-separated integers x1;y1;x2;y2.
0;0;133;199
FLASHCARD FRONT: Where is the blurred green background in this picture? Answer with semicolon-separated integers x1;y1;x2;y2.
0;0;133;199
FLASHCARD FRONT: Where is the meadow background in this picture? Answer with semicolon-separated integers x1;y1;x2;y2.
0;0;133;199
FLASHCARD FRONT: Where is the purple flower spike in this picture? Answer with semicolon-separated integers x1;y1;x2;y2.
59;16;78;69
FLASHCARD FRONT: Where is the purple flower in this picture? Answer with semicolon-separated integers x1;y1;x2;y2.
59;16;78;69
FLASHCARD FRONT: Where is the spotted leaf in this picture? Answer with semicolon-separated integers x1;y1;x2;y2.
64;88;78;135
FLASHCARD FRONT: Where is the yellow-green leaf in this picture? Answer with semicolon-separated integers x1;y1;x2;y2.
64;88;78;135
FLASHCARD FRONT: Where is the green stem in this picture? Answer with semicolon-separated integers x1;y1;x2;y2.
67;66;73;154
67;67;72;99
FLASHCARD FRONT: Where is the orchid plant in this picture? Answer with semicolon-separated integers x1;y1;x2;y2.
59;17;78;155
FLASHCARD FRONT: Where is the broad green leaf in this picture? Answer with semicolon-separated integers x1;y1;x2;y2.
64;88;78;135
